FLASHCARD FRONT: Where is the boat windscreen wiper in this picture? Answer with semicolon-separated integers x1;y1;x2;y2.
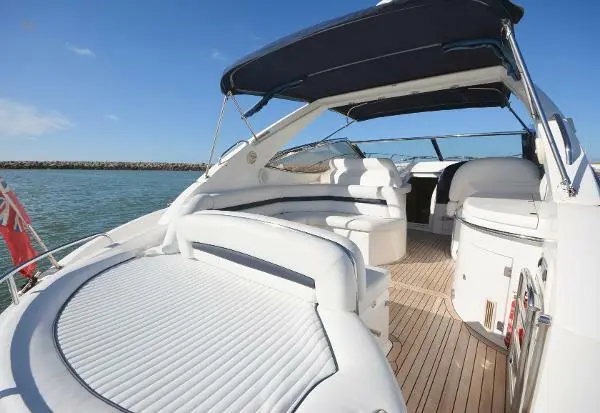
243;79;304;118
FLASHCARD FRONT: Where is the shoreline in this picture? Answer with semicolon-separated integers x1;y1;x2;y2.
0;161;207;172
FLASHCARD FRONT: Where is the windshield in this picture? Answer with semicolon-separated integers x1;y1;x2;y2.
267;140;363;173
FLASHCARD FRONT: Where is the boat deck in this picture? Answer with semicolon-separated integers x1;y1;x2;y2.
384;230;506;413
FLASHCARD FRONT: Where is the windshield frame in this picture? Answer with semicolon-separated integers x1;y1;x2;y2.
266;139;365;173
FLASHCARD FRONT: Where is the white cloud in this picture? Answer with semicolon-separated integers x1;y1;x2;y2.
0;99;72;138
65;43;95;57
211;49;226;61
106;114;119;122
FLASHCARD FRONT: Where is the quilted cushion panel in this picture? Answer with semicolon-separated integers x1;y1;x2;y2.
56;255;336;413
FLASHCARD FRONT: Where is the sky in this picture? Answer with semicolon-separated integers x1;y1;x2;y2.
1;0;599;163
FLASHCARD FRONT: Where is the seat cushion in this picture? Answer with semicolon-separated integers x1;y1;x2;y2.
278;211;405;232
56;255;337;413
461;196;539;231
177;211;366;312
320;157;404;187
449;157;541;204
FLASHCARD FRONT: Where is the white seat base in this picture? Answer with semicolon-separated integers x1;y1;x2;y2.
452;196;545;346
278;211;407;266
362;266;392;354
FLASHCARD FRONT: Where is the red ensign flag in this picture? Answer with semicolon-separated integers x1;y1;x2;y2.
0;178;37;278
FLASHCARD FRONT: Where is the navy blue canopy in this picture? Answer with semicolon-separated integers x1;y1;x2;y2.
220;0;523;118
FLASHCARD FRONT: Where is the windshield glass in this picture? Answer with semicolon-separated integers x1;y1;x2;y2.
270;104;530;165
267;140;362;173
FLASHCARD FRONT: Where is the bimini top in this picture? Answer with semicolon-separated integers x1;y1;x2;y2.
220;0;523;119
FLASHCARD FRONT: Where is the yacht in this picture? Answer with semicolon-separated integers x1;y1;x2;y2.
1;0;599;412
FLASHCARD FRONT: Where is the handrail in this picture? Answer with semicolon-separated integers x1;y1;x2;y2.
454;215;545;244
218;140;247;164
349;130;527;144
503;22;575;196
551;114;575;165
1;233;115;306
508;268;552;412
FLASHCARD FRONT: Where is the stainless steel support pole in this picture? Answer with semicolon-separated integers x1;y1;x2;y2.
206;94;229;171
230;94;259;141
503;22;576;196
1;232;114;306
27;224;61;269
0;182;61;269
7;275;19;305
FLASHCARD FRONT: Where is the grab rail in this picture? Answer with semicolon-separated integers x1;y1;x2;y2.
454;215;544;244
507;268;552;412
218;140;247;164
552;114;575;165
503;22;575;196
350;130;527;144
1;233;115;306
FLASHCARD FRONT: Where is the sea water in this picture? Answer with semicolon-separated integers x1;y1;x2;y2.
0;169;199;312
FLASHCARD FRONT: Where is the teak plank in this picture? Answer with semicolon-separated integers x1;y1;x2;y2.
465;341;487;413
383;230;506;413
492;350;507;413
479;346;497;412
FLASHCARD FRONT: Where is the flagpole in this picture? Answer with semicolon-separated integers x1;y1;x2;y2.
26;224;61;269
0;183;61;270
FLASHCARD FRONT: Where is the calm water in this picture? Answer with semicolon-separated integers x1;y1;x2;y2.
0;169;199;311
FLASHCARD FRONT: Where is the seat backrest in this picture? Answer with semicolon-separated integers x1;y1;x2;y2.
176;211;366;312
192;184;410;219
320;158;403;187
447;157;541;216
435;161;467;204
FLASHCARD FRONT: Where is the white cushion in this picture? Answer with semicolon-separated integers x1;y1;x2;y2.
447;157;541;216
297;308;406;412
199;184;408;208
320;158;404;187
278;211;404;232
460;196;541;236
164;183;410;267
193;184;410;221
446;200;459;217
56;255;337;413
176;211;366;312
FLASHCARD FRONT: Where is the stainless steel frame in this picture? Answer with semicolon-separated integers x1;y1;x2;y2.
0;233;115;306
551;114;575;165
206;94;229;169
503;21;576;196
454;215;545;244
230;94;259;141
349;130;528;144
0;181;61;269
219;140;248;164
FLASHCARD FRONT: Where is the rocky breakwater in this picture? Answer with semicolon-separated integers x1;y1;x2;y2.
0;161;207;171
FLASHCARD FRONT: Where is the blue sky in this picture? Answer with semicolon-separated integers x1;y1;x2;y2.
1;0;599;162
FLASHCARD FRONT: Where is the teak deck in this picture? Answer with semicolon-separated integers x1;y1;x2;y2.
384;230;506;413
